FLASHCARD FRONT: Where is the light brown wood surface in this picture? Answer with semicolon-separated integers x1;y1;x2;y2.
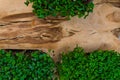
0;0;120;61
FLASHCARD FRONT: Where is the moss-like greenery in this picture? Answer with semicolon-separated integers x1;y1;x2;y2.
25;0;94;19
58;47;120;80
0;47;120;80
0;50;55;80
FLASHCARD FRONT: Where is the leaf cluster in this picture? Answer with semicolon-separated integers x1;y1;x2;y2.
58;47;120;80
0;47;120;80
0;50;55;80
25;0;94;19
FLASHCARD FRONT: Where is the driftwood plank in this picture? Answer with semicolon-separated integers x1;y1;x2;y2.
0;13;66;48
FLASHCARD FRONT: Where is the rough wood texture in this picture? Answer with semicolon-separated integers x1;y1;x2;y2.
0;0;120;61
0;14;67;49
0;17;63;44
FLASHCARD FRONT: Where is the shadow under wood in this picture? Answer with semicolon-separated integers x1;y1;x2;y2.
111;28;120;40
4;49;46;56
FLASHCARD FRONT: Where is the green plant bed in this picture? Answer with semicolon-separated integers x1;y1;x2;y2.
58;47;120;80
25;0;94;19
0;47;120;80
0;50;55;80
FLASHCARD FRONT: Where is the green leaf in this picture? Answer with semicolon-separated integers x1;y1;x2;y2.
24;0;94;19
24;0;29;6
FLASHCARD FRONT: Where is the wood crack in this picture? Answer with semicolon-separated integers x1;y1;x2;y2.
0;20;31;26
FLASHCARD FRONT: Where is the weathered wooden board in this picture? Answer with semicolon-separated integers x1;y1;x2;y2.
0;14;67;48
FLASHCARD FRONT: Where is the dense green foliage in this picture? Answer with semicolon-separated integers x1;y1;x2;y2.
0;47;120;80
25;0;94;19
0;50;55;80
58;47;120;80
